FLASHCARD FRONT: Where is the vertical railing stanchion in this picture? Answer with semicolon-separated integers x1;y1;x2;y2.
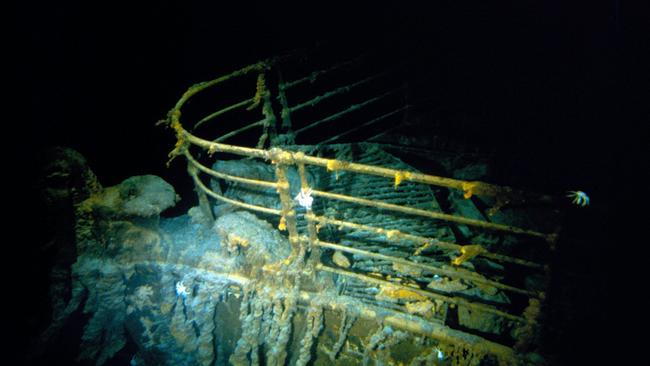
262;91;278;147
276;70;295;145
274;159;302;266
296;155;320;268
188;160;215;223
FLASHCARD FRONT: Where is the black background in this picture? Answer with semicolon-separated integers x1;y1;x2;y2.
10;0;647;364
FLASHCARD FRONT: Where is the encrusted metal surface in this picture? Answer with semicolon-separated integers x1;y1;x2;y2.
157;52;562;364
33;52;564;366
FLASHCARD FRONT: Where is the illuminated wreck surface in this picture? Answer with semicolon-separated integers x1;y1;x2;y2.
27;51;586;366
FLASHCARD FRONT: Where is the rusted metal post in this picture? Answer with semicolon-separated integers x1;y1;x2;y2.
274;163;302;265
276;70;293;132
296;154;320;268
258;72;278;149
188;162;214;222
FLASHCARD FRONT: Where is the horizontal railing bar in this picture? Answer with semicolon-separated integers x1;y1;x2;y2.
212;118;267;143
193;98;255;130
189;169;282;216
174;116;546;209
184;150;279;189
298;155;463;189
309;213;456;251
288;153;557;226
293;88;400;136
307;214;544;269
170;121;552;241
355;191;432;202
297;290;516;361
172;61;269;111
279;57;362;91
316;107;407;145
289;72;386;113
316;264;525;323
180;126;269;159
315;240;537;297
310;189;548;238
366;121;409;142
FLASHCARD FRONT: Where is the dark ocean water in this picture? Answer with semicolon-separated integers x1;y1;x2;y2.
12;1;642;364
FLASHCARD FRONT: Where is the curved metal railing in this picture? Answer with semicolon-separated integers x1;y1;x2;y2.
162;55;561;362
